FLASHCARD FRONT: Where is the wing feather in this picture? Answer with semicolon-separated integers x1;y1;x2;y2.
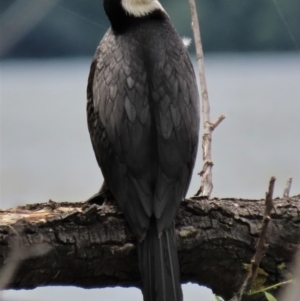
88;27;199;236
150;43;200;232
87;30;153;238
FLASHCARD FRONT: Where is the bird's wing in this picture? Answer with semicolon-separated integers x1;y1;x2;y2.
150;44;200;233
87;31;153;238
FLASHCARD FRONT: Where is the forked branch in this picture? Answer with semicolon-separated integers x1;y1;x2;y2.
188;0;226;198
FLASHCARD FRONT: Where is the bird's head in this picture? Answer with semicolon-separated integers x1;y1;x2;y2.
121;0;166;17
104;0;166;20
103;0;167;33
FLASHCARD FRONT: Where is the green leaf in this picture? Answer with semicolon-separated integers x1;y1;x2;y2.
264;292;277;301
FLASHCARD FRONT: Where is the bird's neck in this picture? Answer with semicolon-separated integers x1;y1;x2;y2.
103;0;168;34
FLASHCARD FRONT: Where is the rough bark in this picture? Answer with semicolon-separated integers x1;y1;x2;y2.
0;196;299;301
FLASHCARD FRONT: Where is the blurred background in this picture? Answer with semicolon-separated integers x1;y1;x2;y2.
0;0;299;300
1;0;300;58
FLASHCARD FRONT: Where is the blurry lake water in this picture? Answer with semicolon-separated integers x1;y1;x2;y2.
0;53;299;301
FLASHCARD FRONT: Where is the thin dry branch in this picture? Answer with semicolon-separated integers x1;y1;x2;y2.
188;0;225;198
210;115;226;131
283;177;293;198
230;177;276;301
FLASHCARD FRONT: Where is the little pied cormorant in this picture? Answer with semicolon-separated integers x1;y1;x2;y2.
87;0;200;300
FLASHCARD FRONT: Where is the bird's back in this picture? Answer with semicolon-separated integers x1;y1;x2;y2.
88;17;199;234
87;5;199;300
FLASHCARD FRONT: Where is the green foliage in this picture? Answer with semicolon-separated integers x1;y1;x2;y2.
243;265;269;292
264;292;277;301
249;279;293;301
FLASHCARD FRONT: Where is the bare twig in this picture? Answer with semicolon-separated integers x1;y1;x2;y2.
283;177;293;198
210;115;226;131
188;0;226;198
230;177;276;301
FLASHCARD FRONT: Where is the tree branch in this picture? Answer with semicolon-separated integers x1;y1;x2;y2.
283;177;293;198
188;0;226;198
230;177;276;301
1;196;299;300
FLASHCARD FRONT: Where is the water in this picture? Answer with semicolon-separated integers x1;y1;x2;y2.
0;53;300;300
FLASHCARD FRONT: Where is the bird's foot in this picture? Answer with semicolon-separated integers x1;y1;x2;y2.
85;181;115;207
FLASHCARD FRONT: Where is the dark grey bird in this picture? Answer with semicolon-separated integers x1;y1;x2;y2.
87;0;200;300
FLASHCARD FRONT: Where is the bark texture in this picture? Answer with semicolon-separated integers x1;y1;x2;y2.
0;196;299;301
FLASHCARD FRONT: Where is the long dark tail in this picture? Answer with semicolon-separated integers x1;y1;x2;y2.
138;220;183;301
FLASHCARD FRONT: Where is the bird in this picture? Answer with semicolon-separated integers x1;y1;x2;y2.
86;0;200;300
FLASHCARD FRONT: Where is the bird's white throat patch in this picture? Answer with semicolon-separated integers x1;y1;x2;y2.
121;0;166;17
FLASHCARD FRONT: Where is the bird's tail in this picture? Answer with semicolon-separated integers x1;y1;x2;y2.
138;220;183;301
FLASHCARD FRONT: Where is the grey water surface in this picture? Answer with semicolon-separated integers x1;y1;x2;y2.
1;53;299;300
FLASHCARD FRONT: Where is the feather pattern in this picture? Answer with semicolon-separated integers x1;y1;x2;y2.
138;221;182;301
87;9;199;300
